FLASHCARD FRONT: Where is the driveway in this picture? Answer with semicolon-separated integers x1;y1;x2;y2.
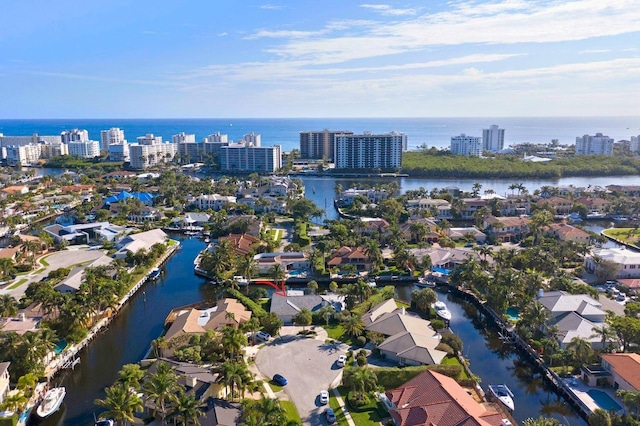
255;328;346;425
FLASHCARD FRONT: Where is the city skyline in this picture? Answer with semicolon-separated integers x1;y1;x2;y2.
1;0;639;118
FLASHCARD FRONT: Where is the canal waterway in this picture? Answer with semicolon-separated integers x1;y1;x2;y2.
40;236;211;426
395;287;588;426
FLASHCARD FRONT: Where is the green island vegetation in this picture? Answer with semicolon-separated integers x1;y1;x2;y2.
402;150;640;178
45;155;124;171
602;227;640;248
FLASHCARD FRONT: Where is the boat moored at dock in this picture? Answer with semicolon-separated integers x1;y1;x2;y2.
35;387;66;418
488;384;515;411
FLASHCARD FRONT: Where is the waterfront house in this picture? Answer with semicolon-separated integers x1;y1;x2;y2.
483;216;530;242
1;185;29;196
364;306;446;366
337;188;390;207
410;247;485;272
535;196;573;215
54;255;114;293
545;223;590;243
405;198;452;220
163;299;252;350
0;362;9;405
360;217;390;236
270;293;344;324
326;246;372;273
384;369;506;426
253;252;309;274
583;353;640;391
114;229;169;259
399;217;440;243
183;212;211;227
575;196;611;215
585;247;640;279
192;194;237;211
458;197;489;220
607;185;640;197
537;290;610;349
104;190;155;206
362;299;398;327
45;222;129;245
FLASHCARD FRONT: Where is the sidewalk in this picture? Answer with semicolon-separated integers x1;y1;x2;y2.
331;387;356;426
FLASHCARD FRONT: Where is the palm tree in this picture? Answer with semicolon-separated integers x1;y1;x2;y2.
0;294;18;317
220;361;252;400
143;361;182;422
95;382;143;426
1;390;28;414
617;389;640;419
343;315;365;338
345;367;378;403
118;364;145;390
587;409;612;426
269;263;286;288
306;280;318;295
293;308;312;332
0;258;16;281
566;336;593;367
590;324;618;352
522;416;560;426
411;288;437;314
241;396;285;426
169;393;203;425
221;326;247;360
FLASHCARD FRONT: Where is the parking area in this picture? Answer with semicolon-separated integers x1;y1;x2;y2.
255;327;346;425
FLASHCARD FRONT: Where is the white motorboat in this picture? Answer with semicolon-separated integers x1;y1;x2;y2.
36;387;66;418
488;384;514;411
432;301;452;321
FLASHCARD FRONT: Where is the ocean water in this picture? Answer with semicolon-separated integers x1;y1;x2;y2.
1;117;639;151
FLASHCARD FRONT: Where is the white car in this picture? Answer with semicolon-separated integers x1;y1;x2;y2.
319;390;329;405
337;355;347;367
255;331;271;341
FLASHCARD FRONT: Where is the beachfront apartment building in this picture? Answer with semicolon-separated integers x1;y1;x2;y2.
108;140;130;162
450;133;482;157
241;132;261;146
68;140;100;158
60;128;89;143
299;129;353;161
101;128;126;146
5;144;42;166
482;124;505;152
575;133;614;156
204;132;228;143
129;140;177;169
334;131;405;170
172;132;196;144
219;143;282;173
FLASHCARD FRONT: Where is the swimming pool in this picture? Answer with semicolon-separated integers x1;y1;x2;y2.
288;270;307;277
587;389;622;412
505;307;520;322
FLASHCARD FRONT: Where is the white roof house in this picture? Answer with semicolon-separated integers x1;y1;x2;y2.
115;229;169;258
586;247;640;279
54;255;114;293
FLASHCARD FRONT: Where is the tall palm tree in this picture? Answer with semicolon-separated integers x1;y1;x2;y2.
590;324;618;352
616;389;640;419
221;326;247;360
169;393;203;425
343;315;365;338
566;336;593;367
0;294;18;317
118;364;145;390
220;361;252;400
346;367;378;403
95;383;143;426
143;362;182;422
241;396;285;426
1;390;28;413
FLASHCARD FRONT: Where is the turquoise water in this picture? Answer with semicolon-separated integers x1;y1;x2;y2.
288;270;307;277
54;340;67;354
587;390;622;412
506;307;520;322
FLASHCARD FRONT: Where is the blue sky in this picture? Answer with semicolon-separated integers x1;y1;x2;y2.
1;0;639;118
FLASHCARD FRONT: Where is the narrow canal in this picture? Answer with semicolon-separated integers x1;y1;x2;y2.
396;286;588;426
41;237;211;426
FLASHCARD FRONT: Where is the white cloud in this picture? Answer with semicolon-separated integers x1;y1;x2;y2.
260;4;284;10
360;4;418;16
462;67;483;76
218;32;228;37
579;49;610;54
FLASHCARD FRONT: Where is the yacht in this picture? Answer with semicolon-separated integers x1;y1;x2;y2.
488;384;514;411
432;301;452;321
36;387;66;418
148;269;161;280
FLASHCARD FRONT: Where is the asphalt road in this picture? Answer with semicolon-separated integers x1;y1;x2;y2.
255;334;346;426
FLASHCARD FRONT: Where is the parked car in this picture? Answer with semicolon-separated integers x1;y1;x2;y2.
324;408;337;424
255;331;271;341
616;293;627;302
337;355;347;367
319;390;329;405
273;374;288;386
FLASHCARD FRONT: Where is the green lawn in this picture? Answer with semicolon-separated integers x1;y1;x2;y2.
8;278;28;289
39;256;50;266
602;228;640;246
267;380;285;393
323;323;345;340
441;356;469;379
280;400;301;424
342;387;387;426
328;390;350;426
374;366;429;389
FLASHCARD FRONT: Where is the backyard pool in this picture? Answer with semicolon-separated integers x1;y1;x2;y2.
288;270;307;278
505;307;520;322
588;389;622;412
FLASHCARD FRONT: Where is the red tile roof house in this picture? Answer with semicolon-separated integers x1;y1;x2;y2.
327;246;372;273
545;223;591;243
384;369;506;426
583;353;640;392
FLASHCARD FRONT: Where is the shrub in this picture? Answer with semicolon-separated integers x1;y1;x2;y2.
430;319;446;330
435;342;454;355
356;336;367;347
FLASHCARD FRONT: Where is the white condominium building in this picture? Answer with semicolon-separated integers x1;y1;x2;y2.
204;132;228;143
109;142;130;162
68;140;101;158
101;128;126;146
5;144;42;166
193;194;237;211
451;134;482;157
0;134;61;148
482;125;505;152
334;131;405;169
219;143;281;173
299;129;353;161
129;142;177;169
61;128;89;143
137;134;163;145
575;133;613;156
241;132;261;146
172;132;196;144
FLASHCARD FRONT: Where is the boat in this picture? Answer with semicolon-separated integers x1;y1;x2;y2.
149;269;161;280
36;387;66;418
416;277;436;288
488;384;514;411
432;301;452;321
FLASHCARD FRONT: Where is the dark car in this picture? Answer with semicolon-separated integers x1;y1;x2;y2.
324;408;336;423
273;374;288;386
